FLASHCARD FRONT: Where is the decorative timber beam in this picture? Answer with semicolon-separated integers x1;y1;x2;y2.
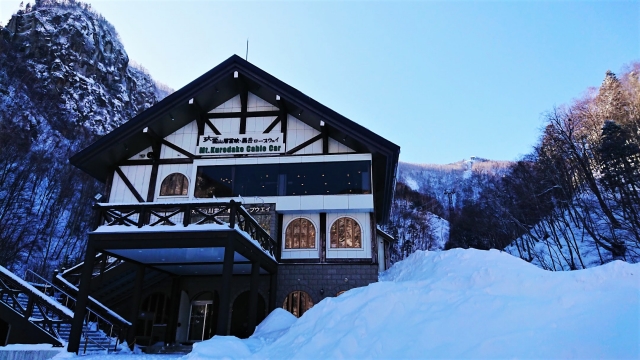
239;84;249;134
191;98;222;136
263;115;281;134
114;167;145;203
145;128;195;159
207;110;280;119
321;123;329;154
285;133;323;155
277;97;288;144
143;131;162;202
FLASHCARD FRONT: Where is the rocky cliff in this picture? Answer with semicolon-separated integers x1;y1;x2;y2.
0;0;169;150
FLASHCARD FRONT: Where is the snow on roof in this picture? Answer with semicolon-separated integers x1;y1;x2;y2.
0;266;74;318
185;249;640;359
375;226;395;241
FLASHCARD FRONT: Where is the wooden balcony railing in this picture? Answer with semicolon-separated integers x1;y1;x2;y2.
94;200;276;257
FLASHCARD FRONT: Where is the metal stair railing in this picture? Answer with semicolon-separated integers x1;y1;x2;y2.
0;266;71;346
25;270;130;353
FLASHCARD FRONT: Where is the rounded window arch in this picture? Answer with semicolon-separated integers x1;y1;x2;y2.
283;290;313;318
284;218;316;249
159;173;189;196
330;217;362;248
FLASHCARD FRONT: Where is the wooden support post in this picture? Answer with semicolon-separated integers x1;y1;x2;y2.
247;261;260;334
228;200;237;229
216;239;235;335
269;271;277;312
67;241;96;353
275;214;283;262
166;276;182;345
96;253;107;289
370;212;378;265
127;264;146;349
320;213;327;263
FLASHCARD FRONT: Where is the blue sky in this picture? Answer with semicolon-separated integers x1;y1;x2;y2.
1;0;638;164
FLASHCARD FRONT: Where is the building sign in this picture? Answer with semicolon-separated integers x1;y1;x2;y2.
196;133;285;155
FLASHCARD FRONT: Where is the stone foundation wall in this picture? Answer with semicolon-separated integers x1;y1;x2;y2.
276;264;378;307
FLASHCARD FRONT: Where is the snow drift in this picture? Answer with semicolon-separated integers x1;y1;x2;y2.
187;249;639;359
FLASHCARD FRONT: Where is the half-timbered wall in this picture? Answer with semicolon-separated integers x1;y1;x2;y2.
106;91;374;262
286;115;322;155
109;166;152;203
161;121;198;159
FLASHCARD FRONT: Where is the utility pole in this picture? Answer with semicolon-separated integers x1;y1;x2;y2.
444;189;456;220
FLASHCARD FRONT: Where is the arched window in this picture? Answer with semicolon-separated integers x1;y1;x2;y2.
284;218;316;249
330;217;362;248
283;291;313;318
159;173;188;196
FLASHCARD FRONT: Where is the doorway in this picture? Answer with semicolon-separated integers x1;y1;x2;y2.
187;300;217;341
230;291;266;338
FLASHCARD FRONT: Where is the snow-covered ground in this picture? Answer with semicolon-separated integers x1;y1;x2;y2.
39;249;640;359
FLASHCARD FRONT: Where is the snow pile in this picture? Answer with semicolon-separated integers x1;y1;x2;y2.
187;249;639;359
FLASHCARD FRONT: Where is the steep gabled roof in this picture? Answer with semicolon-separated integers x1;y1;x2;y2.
70;55;399;222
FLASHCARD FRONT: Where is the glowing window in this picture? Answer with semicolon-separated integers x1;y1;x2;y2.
283;291;313;318
330;217;362;248
285;218;316;249
159;173;188;196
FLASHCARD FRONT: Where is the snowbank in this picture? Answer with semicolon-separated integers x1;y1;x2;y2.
188;249;639;359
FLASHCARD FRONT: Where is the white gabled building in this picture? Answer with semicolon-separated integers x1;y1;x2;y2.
67;55;399;352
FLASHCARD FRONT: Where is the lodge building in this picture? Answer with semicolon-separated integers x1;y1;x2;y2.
65;55;399;352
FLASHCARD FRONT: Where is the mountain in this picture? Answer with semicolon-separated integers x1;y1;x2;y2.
383;157;510;262
0;0;170;275
398;157;512;212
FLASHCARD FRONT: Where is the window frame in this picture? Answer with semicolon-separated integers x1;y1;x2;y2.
328;216;364;250
158;172;190;198
283;217;318;251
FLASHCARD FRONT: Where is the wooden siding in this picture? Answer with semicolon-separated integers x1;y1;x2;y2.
286;115;322;155
161;120;199;159
109;165;152;203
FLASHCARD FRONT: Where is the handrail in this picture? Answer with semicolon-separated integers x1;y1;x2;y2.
0;267;71;346
94;200;277;257
25;270;128;353
26;270;130;326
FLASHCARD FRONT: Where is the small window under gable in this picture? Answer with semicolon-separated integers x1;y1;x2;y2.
159;173;189;196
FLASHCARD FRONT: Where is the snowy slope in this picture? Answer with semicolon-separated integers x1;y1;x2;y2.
181;249;640;359
399;158;511;210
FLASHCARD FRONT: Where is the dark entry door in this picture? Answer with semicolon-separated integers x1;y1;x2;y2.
230;291;266;338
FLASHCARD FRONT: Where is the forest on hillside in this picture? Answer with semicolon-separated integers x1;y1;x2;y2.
444;65;640;270
0;0;164;276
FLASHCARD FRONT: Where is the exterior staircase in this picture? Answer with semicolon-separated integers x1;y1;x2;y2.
0;266;129;353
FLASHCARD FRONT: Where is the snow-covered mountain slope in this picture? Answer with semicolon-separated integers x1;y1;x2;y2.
384;157;508;257
184;249;639;359
398;157;511;210
505;190;640;270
